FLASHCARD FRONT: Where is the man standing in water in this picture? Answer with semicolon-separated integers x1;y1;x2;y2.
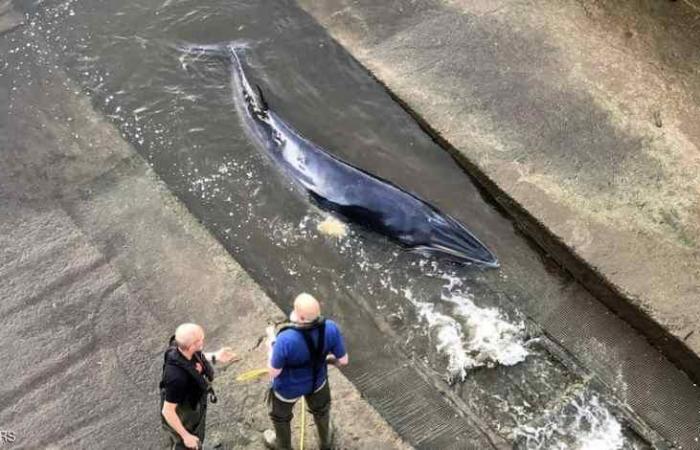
160;323;238;449
263;293;349;450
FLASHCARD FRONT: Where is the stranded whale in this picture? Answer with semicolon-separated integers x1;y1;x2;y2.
187;43;498;268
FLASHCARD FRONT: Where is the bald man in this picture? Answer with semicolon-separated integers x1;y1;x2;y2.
160;323;238;449
263;293;349;450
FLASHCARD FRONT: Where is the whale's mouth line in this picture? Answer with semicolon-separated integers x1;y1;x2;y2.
413;244;499;267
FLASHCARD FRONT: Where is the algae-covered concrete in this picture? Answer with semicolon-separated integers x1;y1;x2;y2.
0;44;409;449
0;1;23;35
297;0;700;379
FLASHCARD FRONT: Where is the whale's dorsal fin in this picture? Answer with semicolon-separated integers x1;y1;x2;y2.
255;84;269;111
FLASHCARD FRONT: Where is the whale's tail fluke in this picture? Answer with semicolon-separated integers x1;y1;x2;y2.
176;41;268;117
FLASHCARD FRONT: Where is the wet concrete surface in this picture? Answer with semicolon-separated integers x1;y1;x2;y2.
296;0;700;380
0;1;23;35
0;53;409;449
2;0;700;448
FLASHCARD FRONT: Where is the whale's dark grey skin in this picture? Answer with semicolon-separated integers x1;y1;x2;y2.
189;43;498;267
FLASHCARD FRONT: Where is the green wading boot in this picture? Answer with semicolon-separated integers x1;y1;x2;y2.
314;413;334;449
262;425;293;450
263;429;277;449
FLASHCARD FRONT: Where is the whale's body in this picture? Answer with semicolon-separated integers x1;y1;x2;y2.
222;44;498;267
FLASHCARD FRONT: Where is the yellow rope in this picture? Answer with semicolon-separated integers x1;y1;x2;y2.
680;0;700;14
234;367;269;382
300;397;306;450
235;366;306;449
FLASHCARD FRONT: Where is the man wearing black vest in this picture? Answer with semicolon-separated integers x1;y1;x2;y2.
160;323;237;449
263;293;349;450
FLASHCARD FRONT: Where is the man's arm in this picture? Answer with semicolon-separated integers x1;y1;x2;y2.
268;335;284;379
203;346;239;365
161;401;199;449
328;323;349;367
328;353;349;366
268;366;283;378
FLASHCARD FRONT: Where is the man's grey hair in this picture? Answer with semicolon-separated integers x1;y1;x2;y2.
174;323;203;349
293;293;321;323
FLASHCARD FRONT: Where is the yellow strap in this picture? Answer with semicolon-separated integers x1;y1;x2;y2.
237;367;306;448
235;367;269;382
300;397;306;450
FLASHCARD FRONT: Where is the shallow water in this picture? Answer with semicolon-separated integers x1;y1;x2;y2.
3;0;695;447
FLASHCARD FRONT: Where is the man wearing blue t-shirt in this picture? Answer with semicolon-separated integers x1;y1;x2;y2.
263;293;349;450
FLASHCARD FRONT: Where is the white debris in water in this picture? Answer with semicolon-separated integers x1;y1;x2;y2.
265;214;318;249
514;393;626;450
317;216;347;238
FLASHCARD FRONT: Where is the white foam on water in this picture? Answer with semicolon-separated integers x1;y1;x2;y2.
575;395;625;450
514;393;626;450
404;288;472;380
403;282;529;381
444;291;529;368
439;272;464;291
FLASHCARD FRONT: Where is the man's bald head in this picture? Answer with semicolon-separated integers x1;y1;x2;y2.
174;323;205;351
293;293;321;323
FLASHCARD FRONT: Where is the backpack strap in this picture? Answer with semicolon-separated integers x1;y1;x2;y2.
159;335;177;390
274;316;326;337
193;351;217;404
298;321;326;395
159;335;218;404
275;318;327;395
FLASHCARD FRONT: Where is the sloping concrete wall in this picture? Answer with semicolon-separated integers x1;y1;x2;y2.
0;42;409;449
297;0;700;380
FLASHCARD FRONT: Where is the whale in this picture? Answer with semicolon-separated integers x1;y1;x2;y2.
187;43;498;267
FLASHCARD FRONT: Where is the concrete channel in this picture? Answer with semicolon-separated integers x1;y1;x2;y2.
1;0;699;449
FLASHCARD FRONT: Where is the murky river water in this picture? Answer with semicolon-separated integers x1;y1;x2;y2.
4;0;699;448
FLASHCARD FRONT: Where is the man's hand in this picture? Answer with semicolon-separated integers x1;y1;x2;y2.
215;347;240;364
266;326;276;351
326;353;349;367
163;401;199;449
182;432;200;449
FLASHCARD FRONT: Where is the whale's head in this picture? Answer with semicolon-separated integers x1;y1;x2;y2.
413;213;499;268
